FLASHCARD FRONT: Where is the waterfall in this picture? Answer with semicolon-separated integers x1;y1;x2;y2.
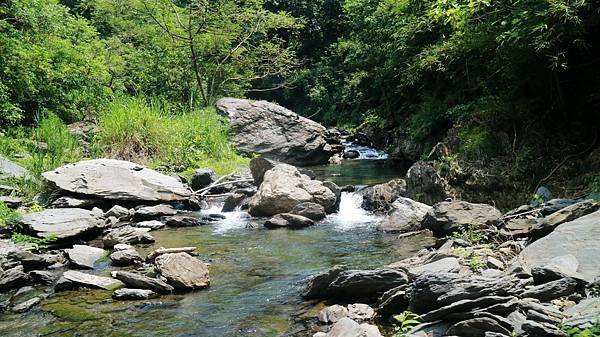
326;192;382;230
342;141;388;160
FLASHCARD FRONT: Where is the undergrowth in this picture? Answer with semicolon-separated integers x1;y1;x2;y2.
562;320;600;337
94;96;248;175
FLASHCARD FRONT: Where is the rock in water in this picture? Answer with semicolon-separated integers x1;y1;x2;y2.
42;159;192;202
112;288;157;300
359;179;407;212
264;213;315;229
318;304;349;324
249;164;337;216
321;317;383;337
111;271;174;294
421;201;502;237
20;208;104;240
154;253;210;290
0;265;29;291
216;98;334;166
60;270;123;291
291;202;326;221
377;197;431;233
102;226;155;248
517;209;600;283
65;245;105;269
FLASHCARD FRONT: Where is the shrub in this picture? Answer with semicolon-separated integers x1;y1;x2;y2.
94;96;248;175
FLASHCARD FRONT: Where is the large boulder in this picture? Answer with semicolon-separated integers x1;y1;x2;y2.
42;159;192;202
421;201;502;237
65;245;106;269
377;197;431;233
404;161;447;205
20;208;104;240
248;164;337;216
154;252;210;290
216;98;335;165
191;168;217;190
358;179;407;212
516;210;600;283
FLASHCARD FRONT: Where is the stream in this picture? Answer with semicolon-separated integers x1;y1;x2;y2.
0;147;433;337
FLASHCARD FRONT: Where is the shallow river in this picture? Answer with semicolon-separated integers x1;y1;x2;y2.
0;159;432;337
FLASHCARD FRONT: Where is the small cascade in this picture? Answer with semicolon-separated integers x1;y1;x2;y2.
204;204;251;234
342;141;388;160
326;192;382;230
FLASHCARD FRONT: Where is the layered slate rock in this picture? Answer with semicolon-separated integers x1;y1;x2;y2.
59;270;123;291
111;271;174;294
42;159;192;202
102;226;155;248
20;208;104;240
264;213;315;229
216;98;335;166
249;164;337;216
65;245;105;269
0;156;31;180
0;265;29;291
377;197;431;233
154;253;210;290
517;209;600;283
421;201;502;237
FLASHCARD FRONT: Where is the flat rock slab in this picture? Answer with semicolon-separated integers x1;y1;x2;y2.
517;209;600;283
0;156;30;180
112;288;157;300
61;270;123;290
111;271;174;294
20;208;104;240
42;159;192;202
155;252;210;290
65;245;106;269
102;226;155;248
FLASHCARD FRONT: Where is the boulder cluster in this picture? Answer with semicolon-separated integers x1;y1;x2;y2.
302;189;600;337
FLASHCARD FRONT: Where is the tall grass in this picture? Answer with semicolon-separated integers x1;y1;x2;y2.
94;96;248;175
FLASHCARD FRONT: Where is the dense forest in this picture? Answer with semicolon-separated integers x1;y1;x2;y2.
1;0;600;194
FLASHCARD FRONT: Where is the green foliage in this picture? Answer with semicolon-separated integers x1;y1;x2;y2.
30;113;82;176
590;174;600;193
94;96;248;175
450;224;487;245
11;232;57;249
561;320;600;337
0;201;20;228
393;311;423;336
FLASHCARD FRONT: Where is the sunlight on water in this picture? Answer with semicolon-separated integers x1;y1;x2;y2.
343;141;388;160
326;192;383;230
205;205;252;234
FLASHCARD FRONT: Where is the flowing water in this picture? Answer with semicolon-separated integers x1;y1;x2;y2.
0;151;433;337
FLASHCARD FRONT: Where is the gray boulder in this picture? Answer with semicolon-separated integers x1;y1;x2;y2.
105;205;131;219
112;288;157;300
347;303;375;321
0;265;28;291
42;159;192;202
249;164;337;216
11;297;41;313
319;317;383;337
520;277;581;301
20;208;104;240
51;196;102;209
358;179;407;212
216;98;335;166
314;268;409;301
318;304;349;324
191;168;217;190
102;226;155;248
404;161;447;205
0;156;30;180
165;215;204;227
563;297;600;329
59;270;123;291
378;197;431;233
517;210;600;283
65;245;105;269
421;201;502;237
132;220;166;230
291;202;326;221
531;199;600;239
154;253;210;290
407;257;461;278
110;249;142;266
111;271;173;294
133;204;177;220
264;213;315;229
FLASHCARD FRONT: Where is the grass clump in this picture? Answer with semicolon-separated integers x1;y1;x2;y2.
94;96;248;175
562;320;600;337
0;201;20;228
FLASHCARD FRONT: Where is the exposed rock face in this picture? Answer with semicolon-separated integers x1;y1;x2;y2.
20;208;104;240
65;245;105;269
59;270;123;291
264;213;315;229
517;210;600;283
133;204;177;220
0;265;28;291
359;179;407;212
404;161;447;205
249;164;337;216
154;253;210;290
111;271;173;294
102;226;155;248
530;199;600;240
377;197;431;233
191;168;217;190
42;159;192;202
0;156;30;180
216;98;335;166
421;201;502;237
